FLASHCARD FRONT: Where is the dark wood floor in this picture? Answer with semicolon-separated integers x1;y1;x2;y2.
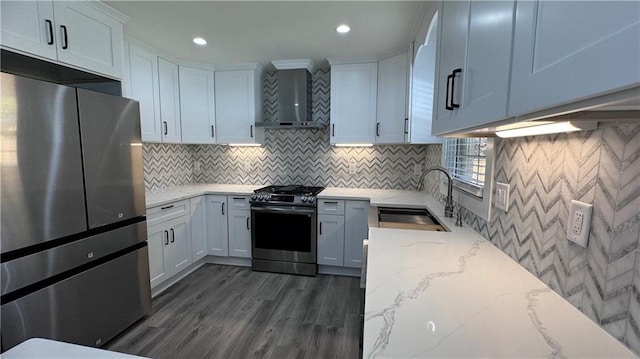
106;264;362;359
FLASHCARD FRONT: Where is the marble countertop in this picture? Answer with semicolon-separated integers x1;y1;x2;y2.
145;184;636;357
2;338;148;358
145;184;263;208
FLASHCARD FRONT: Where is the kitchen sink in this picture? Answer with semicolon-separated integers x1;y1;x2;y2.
376;207;448;232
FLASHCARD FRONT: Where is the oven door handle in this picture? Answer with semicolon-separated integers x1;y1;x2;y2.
250;206;316;215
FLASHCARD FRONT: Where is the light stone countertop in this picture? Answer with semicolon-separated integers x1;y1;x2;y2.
144;184;636;358
145;183;264;208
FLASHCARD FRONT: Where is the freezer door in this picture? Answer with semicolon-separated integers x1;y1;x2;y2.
77;89;146;228
1;245;152;351
0;73;87;254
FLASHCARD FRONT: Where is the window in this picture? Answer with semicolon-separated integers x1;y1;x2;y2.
442;138;488;196
440;137;494;221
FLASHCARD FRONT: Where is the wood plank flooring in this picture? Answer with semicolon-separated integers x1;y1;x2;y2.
106;264;362;358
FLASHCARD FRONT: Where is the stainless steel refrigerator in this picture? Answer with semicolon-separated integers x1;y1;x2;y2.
0;72;151;351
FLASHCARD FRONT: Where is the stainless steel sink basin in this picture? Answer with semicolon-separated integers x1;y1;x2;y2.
377;207;448;232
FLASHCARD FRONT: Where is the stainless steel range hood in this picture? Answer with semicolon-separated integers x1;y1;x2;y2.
256;60;324;128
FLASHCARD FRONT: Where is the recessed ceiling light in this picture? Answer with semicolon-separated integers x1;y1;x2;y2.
336;25;350;34
193;37;207;46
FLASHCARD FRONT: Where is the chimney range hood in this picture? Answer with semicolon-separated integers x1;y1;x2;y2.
256;60;325;129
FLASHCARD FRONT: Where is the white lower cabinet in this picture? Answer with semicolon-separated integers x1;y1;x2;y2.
147;215;192;288
206;195;229;256
343;201;370;268
318;200;370;269
189;196;207;262
227;196;251;258
317;214;345;266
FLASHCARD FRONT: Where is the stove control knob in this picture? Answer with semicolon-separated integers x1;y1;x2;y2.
251;194;257;200
265;195;271;201
308;197;315;203
301;196;308;202
256;195;262;200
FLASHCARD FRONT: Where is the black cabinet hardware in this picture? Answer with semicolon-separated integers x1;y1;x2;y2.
246;217;250;230
450;68;462;109
163;121;168;135
332;124;335;136
164;230;169;245
250;125;253;138
404;118;409;134
445;72;454;110
211;125;215;138
319;222;322;235
45;20;54;45
221;203;225;215
376;123;380;136
170;228;175;243
60;25;68;49
160;204;174;210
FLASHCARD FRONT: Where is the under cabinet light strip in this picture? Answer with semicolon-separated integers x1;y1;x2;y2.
495;121;597;138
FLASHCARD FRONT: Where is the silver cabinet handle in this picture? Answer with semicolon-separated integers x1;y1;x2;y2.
170;228;175;243
164;230;169;245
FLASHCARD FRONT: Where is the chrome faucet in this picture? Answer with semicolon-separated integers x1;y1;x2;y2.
417;166;454;218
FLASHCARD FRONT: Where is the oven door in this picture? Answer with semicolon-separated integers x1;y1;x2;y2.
251;205;317;264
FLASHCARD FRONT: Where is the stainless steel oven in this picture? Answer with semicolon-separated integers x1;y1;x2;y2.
250;185;324;276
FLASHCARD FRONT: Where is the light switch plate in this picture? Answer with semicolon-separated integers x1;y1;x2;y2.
349;159;357;175
494;182;510;212
567;200;593;247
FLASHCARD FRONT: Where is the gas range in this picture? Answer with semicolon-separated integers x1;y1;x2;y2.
250;185;325;207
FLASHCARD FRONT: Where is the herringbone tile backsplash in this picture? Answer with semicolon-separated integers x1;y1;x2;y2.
433;124;640;355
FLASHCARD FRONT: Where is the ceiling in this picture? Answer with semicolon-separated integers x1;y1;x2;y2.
105;1;431;69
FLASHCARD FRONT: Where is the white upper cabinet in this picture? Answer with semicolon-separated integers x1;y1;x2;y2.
509;1;640;117
1;1;57;61
124;43;161;142
376;52;409;144
409;13;442;144
158;57;182;143
433;0;515;136
179;66;216;144
329;62;378;145
214;67;264;145
52;2;124;79
1;1;125;79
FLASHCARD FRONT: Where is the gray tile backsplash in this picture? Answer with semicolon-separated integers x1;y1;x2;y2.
423;124;640;354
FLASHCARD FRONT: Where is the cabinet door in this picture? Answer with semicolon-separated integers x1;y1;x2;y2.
433;0;468;135
344;201;370;269
433;1;514;135
206;195;229;257
509;1;640;117
147;224;169;288
457;1;513;128
317;214;345;266
52;2;124;79
126;43;161;142
330;63;377;145
180;66;216;144
376;52;408;144
167;216;192;274
158;57;182;143
228;209;251;258
189;196;207;262
215;70;255;144
1;0;57;61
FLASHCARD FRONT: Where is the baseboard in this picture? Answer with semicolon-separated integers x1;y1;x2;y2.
151;259;206;298
318;265;361;277
205;256;251;267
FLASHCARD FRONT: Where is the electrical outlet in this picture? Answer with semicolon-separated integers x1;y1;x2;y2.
244;160;251;172
567;200;593;248
494;182;510;212
349;159;357;175
414;163;422;176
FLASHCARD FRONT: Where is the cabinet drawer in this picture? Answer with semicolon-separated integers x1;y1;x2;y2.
228;195;250;209
318;199;345;215
147;199;190;227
